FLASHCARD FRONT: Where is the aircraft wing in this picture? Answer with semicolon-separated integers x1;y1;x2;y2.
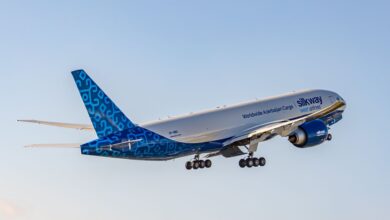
223;100;346;148
18;120;93;131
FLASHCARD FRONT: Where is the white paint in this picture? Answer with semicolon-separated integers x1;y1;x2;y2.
142;89;345;143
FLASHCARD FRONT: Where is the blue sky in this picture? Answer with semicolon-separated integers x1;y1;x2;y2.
0;0;389;219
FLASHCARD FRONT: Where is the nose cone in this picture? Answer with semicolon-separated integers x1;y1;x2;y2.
335;94;347;111
337;94;346;104
327;90;347;111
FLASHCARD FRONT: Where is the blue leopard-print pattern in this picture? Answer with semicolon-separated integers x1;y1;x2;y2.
80;126;226;160
71;70;135;138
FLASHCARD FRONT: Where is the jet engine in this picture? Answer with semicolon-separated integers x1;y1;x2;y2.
288;119;329;148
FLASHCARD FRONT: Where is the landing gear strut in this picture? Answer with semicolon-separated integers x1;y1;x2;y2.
327;133;333;141
239;152;266;168
185;155;212;170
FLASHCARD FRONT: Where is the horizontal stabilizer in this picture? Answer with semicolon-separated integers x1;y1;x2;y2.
18;120;93;131
97;139;142;151
24;143;81;148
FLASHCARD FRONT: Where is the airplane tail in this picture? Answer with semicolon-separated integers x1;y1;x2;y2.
71;69;135;138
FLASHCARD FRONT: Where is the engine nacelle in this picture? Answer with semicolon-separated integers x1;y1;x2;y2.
288;119;328;148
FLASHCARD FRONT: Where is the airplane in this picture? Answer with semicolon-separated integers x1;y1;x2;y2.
19;69;347;170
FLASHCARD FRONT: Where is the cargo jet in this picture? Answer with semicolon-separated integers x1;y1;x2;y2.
19;70;347;170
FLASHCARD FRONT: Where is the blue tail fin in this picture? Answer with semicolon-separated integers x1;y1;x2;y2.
71;69;135;138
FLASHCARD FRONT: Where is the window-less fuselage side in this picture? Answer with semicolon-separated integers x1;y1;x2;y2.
20;70;347;167
142;89;344;144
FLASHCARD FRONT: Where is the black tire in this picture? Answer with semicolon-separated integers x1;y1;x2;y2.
193;161;199;169
246;158;253;168
327;133;333;141
205;159;212;168
199;160;205;169
259;157;266;166
239;159;246;168
185;161;192;170
253;158;260;167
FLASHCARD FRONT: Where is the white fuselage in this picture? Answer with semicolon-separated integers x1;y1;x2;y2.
142;89;345;143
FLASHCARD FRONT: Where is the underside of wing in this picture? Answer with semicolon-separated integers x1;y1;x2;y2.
18;120;93;131
220;100;346;154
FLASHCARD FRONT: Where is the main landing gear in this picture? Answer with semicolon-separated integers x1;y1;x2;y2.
239;153;266;168
185;155;212;170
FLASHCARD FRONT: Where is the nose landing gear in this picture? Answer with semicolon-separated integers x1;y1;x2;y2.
326;133;332;141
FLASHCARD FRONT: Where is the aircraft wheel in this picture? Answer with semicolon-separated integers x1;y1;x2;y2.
327;133;333;141
239;159;246;168
259;157;266;166
193;161;199;169
253;158;260;167
199;160;205;169
205;159;212;168
185;161;192;170
246;158;254;168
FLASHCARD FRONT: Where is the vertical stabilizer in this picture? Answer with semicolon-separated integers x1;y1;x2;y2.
71;69;135;138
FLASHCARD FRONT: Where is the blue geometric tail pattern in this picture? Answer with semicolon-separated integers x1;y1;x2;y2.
71;69;135;138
